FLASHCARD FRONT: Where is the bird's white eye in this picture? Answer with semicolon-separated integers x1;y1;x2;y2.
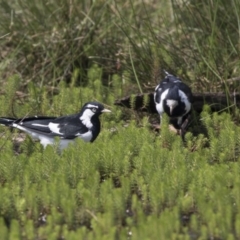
91;108;97;113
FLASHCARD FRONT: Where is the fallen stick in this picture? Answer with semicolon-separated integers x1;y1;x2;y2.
114;92;240;113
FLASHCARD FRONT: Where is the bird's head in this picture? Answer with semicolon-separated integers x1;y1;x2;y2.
80;102;111;120
165;86;180;115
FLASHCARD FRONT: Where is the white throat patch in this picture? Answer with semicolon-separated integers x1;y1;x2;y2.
80;109;94;128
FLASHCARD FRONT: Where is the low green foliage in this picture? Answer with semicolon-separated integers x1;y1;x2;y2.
1;0;240;239
1;73;240;239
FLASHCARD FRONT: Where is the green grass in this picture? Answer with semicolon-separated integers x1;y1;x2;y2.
1;0;239;94
1;0;240;239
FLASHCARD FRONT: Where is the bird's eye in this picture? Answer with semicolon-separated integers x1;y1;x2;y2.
91;108;97;113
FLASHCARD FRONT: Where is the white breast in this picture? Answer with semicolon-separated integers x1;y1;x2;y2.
75;131;93;142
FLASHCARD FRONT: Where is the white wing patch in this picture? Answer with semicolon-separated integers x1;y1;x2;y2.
179;90;191;113
48;122;64;135
32;123;49;127
173;79;181;83
155;89;169;116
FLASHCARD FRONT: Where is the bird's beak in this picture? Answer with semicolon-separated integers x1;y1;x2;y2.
169;106;173;115
101;108;111;113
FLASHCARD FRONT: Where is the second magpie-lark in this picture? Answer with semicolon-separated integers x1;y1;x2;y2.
0;102;111;150
154;71;193;130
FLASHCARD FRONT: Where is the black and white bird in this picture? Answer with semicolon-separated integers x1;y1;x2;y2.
0;102;111;150
154;71;193;131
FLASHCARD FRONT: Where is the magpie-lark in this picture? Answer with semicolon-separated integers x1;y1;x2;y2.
0;102;111;150
154;71;193;131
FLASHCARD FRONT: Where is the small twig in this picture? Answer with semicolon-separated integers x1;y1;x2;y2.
85;209;99;222
151;123;180;135
226;76;240;82
0;33;10;39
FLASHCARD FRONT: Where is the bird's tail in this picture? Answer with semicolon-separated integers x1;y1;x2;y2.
0;117;16;127
163;69;170;76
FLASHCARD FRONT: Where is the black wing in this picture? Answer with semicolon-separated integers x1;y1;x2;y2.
49;114;89;139
154;76;177;104
176;82;193;103
13;116;56;133
154;85;163;104
10;115;89;139
164;74;193;103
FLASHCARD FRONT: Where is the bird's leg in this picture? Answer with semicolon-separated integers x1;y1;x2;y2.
160;115;163;125
181;117;189;131
180;115;190;140
161;115;180;134
151;115;162;130
177;117;183;127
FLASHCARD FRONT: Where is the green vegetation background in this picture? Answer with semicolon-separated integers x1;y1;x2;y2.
0;0;240;239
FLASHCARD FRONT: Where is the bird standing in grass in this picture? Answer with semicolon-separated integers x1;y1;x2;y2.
0;102;111;150
154;71;193;134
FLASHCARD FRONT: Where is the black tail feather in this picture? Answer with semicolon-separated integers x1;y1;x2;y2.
0;118;16;127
